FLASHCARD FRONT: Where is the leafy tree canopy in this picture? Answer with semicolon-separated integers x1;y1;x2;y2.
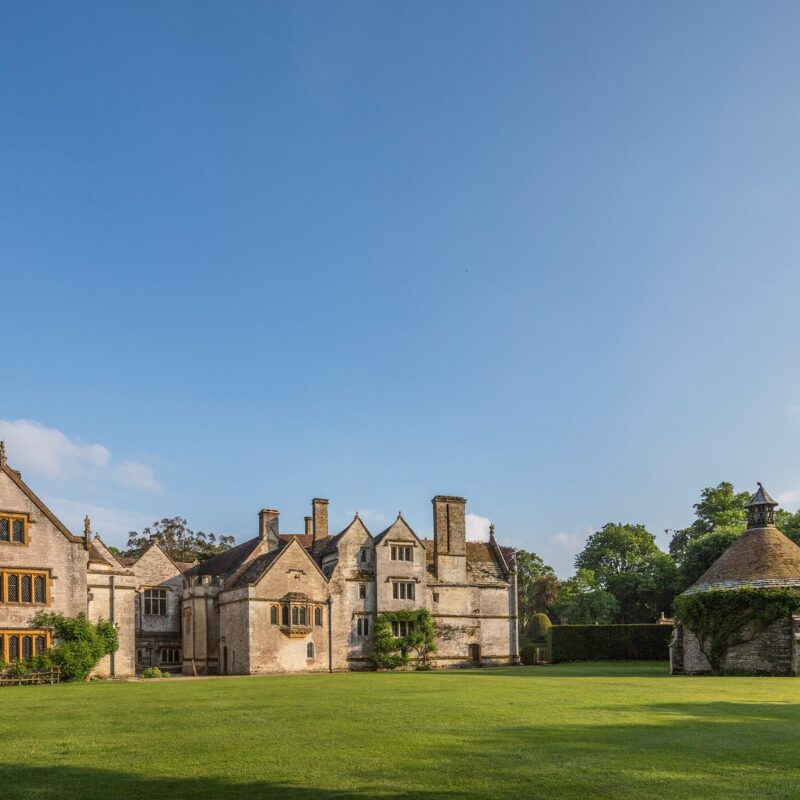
514;550;555;635
125;517;234;563
552;569;619;625
575;523;661;584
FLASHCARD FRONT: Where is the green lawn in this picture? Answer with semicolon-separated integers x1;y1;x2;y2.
3;661;800;799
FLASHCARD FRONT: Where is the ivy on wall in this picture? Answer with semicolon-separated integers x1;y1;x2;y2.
372;610;437;670
674;587;800;674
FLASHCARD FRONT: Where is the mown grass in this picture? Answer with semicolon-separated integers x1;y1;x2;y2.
2;661;800;799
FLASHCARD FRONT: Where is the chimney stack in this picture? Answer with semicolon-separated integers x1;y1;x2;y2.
304;516;313;537
258;509;280;551
432;495;467;582
312;498;329;546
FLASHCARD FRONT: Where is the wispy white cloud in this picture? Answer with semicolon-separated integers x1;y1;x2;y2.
552;531;583;552
777;489;800;511
0;419;160;492
466;513;491;542
45;496;154;544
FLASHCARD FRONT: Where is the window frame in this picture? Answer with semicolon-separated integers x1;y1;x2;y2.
0;629;51;662
142;587;168;616
306;641;315;660
0;512;31;546
391;581;415;600
390;544;414;562
0;569;51;606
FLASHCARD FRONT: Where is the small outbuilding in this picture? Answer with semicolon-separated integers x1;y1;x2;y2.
670;483;800;675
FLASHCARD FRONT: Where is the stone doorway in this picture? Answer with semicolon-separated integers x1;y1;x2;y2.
469;643;481;666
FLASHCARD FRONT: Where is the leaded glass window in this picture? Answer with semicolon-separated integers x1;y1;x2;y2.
315;607;322;626
270;605;278;624
8;635;19;661
299;606;307;625
21;574;32;603
282;605;289;626
35;635;45;654
291;606;299;625
34;575;45;603
22;635;32;660
0;518;8;541
8;574;18;602
11;519;24;543
306;642;315;659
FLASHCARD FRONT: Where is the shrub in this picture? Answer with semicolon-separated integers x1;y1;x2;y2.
547;624;672;662
520;643;538;665
31;612;119;681
372;610;437;670
527;613;552;641
141;667;164;678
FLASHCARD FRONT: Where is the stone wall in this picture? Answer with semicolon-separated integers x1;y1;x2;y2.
676;619;794;675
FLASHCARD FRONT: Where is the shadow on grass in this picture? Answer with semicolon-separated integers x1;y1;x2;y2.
435;661;671;678
3;700;800;800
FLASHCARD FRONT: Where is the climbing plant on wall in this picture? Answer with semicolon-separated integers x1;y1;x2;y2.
372;610;437;670
674;587;800;674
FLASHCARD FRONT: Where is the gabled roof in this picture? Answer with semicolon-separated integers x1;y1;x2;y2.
88;542;112;566
124;540;198;575
0;461;83;544
233;537;330;588
374;514;426;547
685;527;800;594
318;515;373;559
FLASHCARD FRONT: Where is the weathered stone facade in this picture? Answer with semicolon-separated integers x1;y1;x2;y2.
0;449;136;677
183;495;519;675
0;444;518;678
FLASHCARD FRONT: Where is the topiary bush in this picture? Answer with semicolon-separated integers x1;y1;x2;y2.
547;624;673;662
527;613;553;642
520;643;538;665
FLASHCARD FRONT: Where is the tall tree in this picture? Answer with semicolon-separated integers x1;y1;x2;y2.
551;569;619;625
575;523;678;622
125;517;234;563
514;550;556;634
669;482;750;561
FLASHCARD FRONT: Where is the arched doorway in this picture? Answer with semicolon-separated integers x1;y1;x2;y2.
469;643;481;666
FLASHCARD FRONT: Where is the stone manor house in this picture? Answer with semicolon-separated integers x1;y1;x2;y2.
0;443;519;676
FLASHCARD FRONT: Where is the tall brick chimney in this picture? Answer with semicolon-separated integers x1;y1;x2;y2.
312;498;328;547
258;509;280;552
432;495;467;583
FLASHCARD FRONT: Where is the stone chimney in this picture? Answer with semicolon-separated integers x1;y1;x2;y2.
258;509;280;552
304;516;313;537
312;498;329;546
432;495;467;583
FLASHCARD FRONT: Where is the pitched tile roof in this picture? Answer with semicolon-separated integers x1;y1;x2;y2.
88;542;111;566
420;539;511;584
233;544;287;586
188;536;262;579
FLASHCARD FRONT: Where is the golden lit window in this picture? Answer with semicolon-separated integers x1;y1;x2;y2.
1;570;50;605
0;513;28;545
0;629;51;662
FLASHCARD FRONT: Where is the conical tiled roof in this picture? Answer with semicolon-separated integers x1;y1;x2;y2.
684;526;800;594
745;482;777;508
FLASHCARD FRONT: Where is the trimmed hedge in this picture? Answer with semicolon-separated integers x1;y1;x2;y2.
547;624;673;662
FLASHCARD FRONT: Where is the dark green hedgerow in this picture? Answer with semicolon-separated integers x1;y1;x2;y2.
547;624;672;662
674;587;800;674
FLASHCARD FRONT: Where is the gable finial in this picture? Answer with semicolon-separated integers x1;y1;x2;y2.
489;522;495;539
0;441;5;466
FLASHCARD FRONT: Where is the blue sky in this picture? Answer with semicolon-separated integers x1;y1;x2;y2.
2;2;800;575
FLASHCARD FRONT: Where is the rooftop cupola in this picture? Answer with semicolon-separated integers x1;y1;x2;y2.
745;482;778;529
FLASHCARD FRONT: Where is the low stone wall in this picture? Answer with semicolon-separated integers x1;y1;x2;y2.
672;618;795;676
